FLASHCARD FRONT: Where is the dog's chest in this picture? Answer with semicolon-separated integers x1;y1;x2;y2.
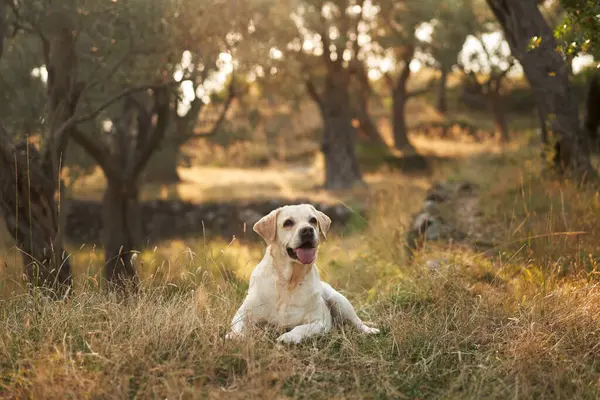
256;279;323;327
277;285;322;326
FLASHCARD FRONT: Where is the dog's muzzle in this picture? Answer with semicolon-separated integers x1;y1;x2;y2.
286;227;317;265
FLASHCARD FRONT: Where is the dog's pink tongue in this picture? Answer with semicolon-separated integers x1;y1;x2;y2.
295;248;316;264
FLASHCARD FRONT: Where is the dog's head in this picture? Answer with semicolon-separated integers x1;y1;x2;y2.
253;204;331;265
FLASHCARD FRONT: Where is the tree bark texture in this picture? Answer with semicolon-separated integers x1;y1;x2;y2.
44;23;79;178
0;3;75;297
0;139;73;297
353;90;384;144
351;62;385;144
102;178;141;290
486;0;596;177
392;92;412;150
320;68;363;189
389;48;418;152
584;74;600;151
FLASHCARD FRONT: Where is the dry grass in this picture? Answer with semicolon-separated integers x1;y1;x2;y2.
3;132;600;398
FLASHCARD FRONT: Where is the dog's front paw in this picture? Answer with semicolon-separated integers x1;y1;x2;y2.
276;331;303;345
362;325;379;335
361;325;380;334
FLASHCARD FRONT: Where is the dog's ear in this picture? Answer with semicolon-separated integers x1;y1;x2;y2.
314;209;331;240
253;208;279;244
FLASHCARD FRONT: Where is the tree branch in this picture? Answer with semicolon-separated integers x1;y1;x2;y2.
199;77;236;135
393;45;415;95
70;127;119;180
491;58;515;93
113;95;138;173
130;86;171;179
128;93;153;157
305;77;325;111
166;76;238;147
172;66;211;129
51;82;178;156
82;38;135;95
181;76;237;140
37;28;51;67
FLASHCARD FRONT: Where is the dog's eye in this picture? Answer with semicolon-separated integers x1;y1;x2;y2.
283;219;294;228
309;217;317;225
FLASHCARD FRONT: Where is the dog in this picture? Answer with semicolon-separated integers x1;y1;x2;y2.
226;204;379;344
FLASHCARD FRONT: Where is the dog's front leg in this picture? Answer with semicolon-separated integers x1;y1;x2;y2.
226;298;251;339
321;282;380;334
276;320;331;344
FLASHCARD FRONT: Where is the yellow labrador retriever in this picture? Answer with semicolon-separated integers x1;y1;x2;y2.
226;204;379;344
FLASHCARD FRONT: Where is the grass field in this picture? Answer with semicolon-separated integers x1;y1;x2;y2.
2;93;600;398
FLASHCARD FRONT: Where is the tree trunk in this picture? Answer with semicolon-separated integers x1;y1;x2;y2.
537;105;548;145
102;178;141;290
392;91;414;151
488;91;509;142
141;97;203;185
321;69;363;190
436;67;449;114
391;51;417;152
354;94;384;144
486;0;596;178
45;29;79;173
584;74;600;152
351;61;385;144
0;140;72;298
70;87;171;293
0;6;74;298
142;144;181;184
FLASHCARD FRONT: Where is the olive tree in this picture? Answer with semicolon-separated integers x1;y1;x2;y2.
458;29;516;141
0;0;246;292
486;0;596;177
427;0;478;114
374;0;436;151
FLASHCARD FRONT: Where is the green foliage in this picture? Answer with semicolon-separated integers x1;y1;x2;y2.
375;0;438;54
1;0;261;183
427;0;478;70
556;0;600;59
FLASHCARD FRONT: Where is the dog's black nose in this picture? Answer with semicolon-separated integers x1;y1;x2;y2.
300;226;314;237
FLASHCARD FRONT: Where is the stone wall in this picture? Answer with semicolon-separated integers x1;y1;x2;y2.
65;199;359;245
